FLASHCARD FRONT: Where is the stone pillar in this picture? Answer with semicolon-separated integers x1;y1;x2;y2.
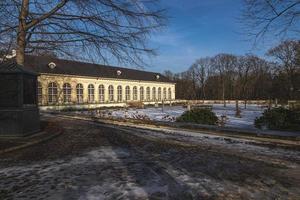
137;86;141;101
187;104;191;111
0;62;40;137
104;84;109;103
94;84;99;103
122;85;126;102
41;80;47;106
83;83;89;103
71;82;77;104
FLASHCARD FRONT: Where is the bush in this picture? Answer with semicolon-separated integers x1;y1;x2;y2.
127;101;144;108
254;107;300;131
177;108;218;125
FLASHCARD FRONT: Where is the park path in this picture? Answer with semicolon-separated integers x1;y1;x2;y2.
0;116;299;199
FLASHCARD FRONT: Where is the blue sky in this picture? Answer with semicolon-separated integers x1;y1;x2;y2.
144;0;277;73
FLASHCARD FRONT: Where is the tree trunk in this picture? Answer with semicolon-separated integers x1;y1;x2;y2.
202;84;206;101
235;100;241;117
16;0;29;66
222;78;226;107
16;32;26;66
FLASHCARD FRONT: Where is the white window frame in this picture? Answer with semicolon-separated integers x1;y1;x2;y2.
99;85;105;102
63;83;72;103
117;85;122;102
48;82;58;104
88;84;95;103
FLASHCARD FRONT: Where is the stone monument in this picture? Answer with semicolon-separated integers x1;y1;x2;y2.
0;61;40;137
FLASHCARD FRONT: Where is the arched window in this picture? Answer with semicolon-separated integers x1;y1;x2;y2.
163;88;167;100
133;86;138;100
88;84;95;103
37;82;42;104
152;87;156;101
146;87;150;101
76;84;84;103
168;88;172;100
99;85;105;102
125;86;130;101
48;82;58;103
117;86;122;102
108;85;114;102
140;87;144;101
63;83;72;103
158;87;161;101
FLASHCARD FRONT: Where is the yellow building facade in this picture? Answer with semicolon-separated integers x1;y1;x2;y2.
23;55;175;110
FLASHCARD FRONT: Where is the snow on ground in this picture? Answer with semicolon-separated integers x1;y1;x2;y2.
1;117;299;199
83;104;265;129
0;147;172;199
212;104;265;129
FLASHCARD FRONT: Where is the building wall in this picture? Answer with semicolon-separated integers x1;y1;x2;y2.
38;74;176;106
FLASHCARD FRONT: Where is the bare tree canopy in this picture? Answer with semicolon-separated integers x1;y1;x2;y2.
167;40;300;101
242;0;300;42
267;40;300;98
0;0;165;66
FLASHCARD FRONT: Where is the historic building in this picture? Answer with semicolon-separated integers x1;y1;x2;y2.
22;55;175;109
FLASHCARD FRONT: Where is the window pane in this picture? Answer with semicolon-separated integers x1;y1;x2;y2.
48;82;58;103
99;85;105;102
140;87;144;101
117;86;122;102
146;87;150;101
152;87;156;101
125;86;130;101
63;83;72;103
158;87;161;101
133;86;137;100
76;84;84;103
88;84;95;103
109;85;114;102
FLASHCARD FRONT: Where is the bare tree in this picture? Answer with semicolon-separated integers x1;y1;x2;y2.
193;57;212;100
163;70;174;80
242;0;300;42
236;55;263;108
267;40;300;99
188;64;200;99
212;54;237;107
0;0;165;66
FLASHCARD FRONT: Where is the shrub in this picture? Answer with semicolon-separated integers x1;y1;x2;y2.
127;101;144;109
254;107;300;131
177;108;218;125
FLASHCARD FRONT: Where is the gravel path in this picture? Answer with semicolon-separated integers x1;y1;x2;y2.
0;116;299;200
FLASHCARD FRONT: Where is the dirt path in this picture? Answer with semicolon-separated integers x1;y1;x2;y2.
0;116;299;199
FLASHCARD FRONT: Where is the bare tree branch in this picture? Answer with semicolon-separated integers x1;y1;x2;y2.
0;0;166;67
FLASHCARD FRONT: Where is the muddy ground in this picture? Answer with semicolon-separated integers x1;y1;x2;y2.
0;116;299;200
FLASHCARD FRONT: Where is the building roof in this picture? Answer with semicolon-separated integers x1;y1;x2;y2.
0;60;37;75
23;55;173;83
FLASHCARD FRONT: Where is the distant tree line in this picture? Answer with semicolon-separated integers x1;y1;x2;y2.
164;40;300;102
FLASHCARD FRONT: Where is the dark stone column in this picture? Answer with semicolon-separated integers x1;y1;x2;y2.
0;62;40;137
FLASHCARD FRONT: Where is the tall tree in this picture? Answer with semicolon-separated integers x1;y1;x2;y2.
236;55;266;107
0;0;165;66
163;70;174;81
193;57;212;100
242;0;300;42
267;40;300;99
212;54;237;106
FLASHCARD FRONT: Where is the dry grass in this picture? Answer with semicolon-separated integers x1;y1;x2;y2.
126;101;144;108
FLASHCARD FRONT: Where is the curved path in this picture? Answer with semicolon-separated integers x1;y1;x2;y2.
0;116;299;199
